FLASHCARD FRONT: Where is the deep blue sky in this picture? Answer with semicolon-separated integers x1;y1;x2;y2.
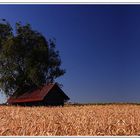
1;5;140;103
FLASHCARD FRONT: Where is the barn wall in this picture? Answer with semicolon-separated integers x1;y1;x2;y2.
11;101;45;106
43;87;65;106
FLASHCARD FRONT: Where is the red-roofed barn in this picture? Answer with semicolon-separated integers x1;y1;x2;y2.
7;83;70;106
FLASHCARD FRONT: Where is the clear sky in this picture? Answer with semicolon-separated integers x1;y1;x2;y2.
1;5;140;103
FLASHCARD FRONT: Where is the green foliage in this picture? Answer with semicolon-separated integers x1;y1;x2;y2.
0;19;65;97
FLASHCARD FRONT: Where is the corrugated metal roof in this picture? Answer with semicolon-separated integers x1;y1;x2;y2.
7;83;69;103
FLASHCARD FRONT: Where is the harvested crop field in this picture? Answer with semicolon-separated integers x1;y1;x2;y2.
0;104;140;136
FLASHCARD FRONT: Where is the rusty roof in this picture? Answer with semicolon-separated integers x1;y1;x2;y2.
7;83;69;103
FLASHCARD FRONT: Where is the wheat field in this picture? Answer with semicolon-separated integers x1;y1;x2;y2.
0;104;140;136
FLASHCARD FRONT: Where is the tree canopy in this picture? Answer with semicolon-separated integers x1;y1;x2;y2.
0;19;65;97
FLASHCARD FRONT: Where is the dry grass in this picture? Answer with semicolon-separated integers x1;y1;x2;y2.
0;104;140;136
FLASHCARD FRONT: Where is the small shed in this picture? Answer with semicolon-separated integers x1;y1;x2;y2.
7;83;70;106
